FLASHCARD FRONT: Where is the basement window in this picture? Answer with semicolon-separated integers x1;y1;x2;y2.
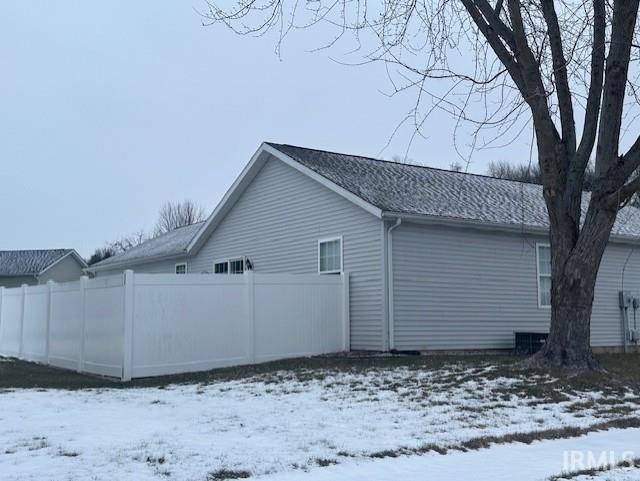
175;263;187;275
318;237;342;274
536;244;551;308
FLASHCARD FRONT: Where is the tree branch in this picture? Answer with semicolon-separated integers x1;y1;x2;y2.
595;0;640;175
461;0;526;91
610;174;640;207
540;0;576;155
574;0;606;175
473;0;516;51
505;0;561;180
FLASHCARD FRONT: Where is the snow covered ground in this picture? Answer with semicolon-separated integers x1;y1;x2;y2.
1;363;639;480
258;428;640;481
567;467;640;481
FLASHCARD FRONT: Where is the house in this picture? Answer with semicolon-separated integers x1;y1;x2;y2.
0;249;87;288
87;142;640;352
86;222;204;276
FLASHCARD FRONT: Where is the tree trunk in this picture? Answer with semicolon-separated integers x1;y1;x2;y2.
526;203;617;371
529;256;600;370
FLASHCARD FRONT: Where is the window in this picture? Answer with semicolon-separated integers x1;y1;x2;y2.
214;261;229;274
536;244;551;307
229;258;244;274
318;237;342;274
214;258;245;275
175;263;187;275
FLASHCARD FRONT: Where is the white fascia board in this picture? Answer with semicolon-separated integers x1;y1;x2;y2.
383;211;640;246
38;249;88;276
85;252;186;273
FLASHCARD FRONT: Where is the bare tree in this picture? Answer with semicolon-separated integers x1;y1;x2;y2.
488;161;597;191
206;0;640;369
153;200;206;237
110;230;148;253
88;230;147;266
450;161;464;173
87;246;117;266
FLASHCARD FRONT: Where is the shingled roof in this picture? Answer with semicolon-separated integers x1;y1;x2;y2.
89;222;204;270
0;249;82;277
268;143;640;239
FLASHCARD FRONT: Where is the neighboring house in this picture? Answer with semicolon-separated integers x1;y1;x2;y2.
88;142;640;352
0;249;87;288
87;222;204;276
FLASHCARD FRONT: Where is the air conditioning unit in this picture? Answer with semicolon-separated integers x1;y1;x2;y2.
515;332;548;355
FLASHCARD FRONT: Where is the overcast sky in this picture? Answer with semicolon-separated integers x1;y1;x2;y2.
0;1;531;257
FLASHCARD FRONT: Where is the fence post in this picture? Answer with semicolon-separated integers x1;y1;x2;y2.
342;272;350;352
45;281;54;364
246;271;256;364
19;284;27;359
78;276;88;372
122;270;135;381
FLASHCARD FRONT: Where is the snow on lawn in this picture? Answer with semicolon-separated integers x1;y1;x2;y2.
565;467;640;481
1;364;639;481
259;427;640;481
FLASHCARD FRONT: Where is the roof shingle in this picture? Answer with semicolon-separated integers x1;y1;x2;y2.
0;249;74;276
269;143;640;239
89;222;204;270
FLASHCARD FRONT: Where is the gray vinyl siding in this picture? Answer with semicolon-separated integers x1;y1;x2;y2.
38;255;85;284
189;154;384;350
392;221;640;350
592;245;640;346
0;276;37;288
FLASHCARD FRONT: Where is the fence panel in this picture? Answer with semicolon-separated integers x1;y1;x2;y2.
130;274;250;378
83;276;125;377
1;272;348;380
253;274;345;362
0;287;23;357
22;284;49;362
48;281;82;371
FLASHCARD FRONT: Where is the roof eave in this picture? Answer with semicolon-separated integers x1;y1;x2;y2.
382;211;640;245
85;251;187;273
38;249;88;276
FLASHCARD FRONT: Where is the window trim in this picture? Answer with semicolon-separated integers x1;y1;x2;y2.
318;236;343;275
213;259;229;274
175;262;187;274
228;257;245;275
213;257;247;275
536;243;552;309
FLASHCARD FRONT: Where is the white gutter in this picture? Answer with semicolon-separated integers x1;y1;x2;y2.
381;211;640;246
386;218;402;351
86;252;187;273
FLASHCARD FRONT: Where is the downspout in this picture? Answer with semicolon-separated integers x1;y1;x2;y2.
387;218;402;351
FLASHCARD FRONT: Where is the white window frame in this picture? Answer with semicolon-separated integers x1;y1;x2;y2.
536;243;552;309
213;257;246;275
175;262;187;274
318;236;343;275
213;259;229;274
229;257;245;275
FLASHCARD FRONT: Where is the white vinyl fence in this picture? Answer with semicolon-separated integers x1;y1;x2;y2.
0;271;349;380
